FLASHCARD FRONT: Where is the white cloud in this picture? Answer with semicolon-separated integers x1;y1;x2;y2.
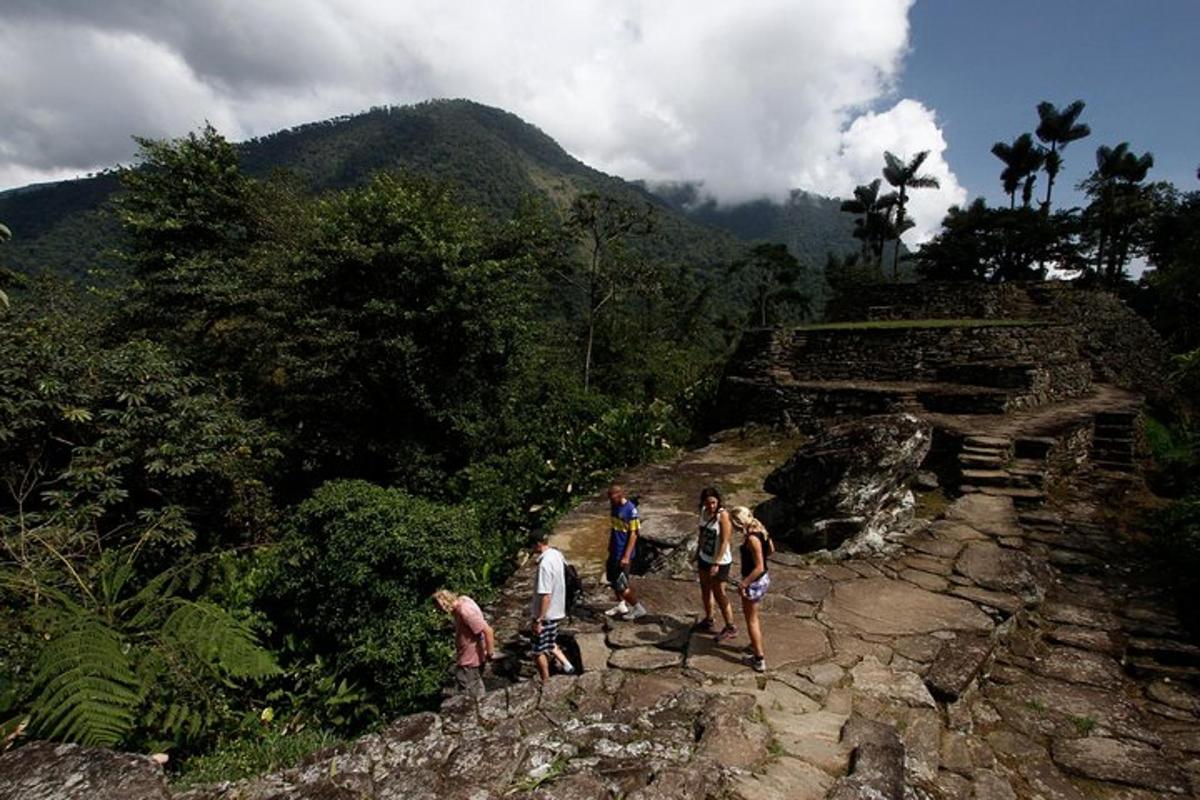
1;0;962;240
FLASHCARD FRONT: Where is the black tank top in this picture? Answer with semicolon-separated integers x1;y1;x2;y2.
740;531;769;578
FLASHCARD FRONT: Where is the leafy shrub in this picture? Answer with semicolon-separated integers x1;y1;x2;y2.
173;725;339;788
1149;496;1200;633
259;481;493;713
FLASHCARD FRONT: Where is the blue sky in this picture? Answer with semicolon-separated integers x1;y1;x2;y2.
900;0;1200;210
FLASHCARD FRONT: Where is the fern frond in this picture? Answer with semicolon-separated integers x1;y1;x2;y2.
160;600;279;680
29;620;140;747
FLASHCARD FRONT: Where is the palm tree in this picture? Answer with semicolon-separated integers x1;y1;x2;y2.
882;151;940;279
839;179;897;268
991;133;1045;209
1085;142;1154;284
1035;100;1090;212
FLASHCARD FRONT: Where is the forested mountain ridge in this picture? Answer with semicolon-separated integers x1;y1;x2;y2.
0;99;861;279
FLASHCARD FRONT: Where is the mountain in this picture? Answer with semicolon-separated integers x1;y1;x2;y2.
0;99;862;282
648;181;863;269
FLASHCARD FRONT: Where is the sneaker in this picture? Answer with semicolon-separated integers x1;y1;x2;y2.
558;660;576;674
715;624;738;642
692;617;715;632
605;601;630;617
621;602;648;621
752;656;767;673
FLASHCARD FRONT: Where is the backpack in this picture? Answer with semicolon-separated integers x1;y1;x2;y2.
564;561;584;613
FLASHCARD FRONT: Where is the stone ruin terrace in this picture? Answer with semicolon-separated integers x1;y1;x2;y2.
3;282;1195;799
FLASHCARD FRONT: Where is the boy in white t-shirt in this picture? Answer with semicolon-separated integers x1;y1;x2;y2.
528;529;574;681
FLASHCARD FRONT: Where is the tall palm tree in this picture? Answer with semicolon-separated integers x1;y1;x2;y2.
1035;100;1090;212
839;179;897;268
991;133;1045;209
1087;142;1154;284
882;151;940;279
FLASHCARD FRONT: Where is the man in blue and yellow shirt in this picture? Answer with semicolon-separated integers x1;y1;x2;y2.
605;483;647;620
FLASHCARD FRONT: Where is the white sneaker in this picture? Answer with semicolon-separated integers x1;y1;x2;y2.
605;601;630;617
621;603;647;621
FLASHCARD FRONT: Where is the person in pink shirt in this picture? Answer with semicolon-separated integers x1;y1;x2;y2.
433;589;495;698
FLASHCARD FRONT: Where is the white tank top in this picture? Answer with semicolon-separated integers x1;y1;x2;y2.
698;508;732;565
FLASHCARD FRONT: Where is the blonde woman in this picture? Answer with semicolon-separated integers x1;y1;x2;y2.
433;589;495;697
695;487;737;641
730;506;773;673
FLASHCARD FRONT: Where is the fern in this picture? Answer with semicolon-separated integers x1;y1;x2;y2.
29;620;140;747
160;600;279;680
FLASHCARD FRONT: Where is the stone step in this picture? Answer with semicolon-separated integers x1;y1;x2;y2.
962;485;1045;507
959;453;1006;468
960;468;1021;488
1093;442;1134;455
1007;467;1045;487
1094;426;1134;439
962;446;1008;459
1127;637;1200;667
1126;657;1200;683
964;435;1013;449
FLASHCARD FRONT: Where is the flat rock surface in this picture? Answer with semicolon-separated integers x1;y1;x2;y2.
1051;737;1188;793
608;646;684;671
955;541;1051;597
820;577;993;636
0;742;170;800
606;614;691;650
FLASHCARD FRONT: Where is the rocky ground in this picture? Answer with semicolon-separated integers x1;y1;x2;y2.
3;437;1198;800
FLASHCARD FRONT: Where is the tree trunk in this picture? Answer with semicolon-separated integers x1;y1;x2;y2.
1042;142;1058;212
583;317;595;389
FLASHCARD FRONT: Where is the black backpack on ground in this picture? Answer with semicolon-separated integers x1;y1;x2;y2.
564;561;584;613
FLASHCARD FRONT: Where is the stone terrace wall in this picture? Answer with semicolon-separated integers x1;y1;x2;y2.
825;282;1036;323
823;281;1173;407
773;323;1085;385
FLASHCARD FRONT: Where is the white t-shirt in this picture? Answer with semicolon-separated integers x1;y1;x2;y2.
531;547;567;621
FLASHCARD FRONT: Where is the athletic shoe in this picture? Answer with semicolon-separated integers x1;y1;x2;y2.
715;624;738;642
605;601;630;617
622;602;648;621
558;660;576;674
692;617;715;632
752;656;767;673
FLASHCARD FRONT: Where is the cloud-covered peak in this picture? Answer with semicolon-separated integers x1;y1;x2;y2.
1;0;964;242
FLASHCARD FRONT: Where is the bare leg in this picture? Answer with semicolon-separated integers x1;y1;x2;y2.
698;569;713;621
622;585;638;605
534;652;550;682
552;645;572;671
743;596;764;657
712;579;735;627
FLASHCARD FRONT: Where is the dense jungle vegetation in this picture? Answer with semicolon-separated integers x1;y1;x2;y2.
0;121;822;781
0;96;1197;781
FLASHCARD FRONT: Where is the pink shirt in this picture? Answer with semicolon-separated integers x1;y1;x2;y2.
453;597;489;667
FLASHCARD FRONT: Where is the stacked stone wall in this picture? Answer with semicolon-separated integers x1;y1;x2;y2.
824;281;1172;406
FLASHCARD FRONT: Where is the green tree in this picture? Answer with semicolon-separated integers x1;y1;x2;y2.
839;179;897;268
882;151;940;279
562;192;656;389
1144;182;1200;350
0;285;281;748
259;480;492;713
917;199;1084;282
726;243;811;326
991;133;1045;209
1035;100;1091;212
1080;142;1157;285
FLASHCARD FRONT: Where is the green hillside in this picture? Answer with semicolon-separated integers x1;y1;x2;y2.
0;99;864;283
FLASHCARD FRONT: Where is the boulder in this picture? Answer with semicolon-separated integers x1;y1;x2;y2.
0;742;170;800
759;414;931;552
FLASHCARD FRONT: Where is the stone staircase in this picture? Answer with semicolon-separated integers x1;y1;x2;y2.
1091;409;1139;473
955;434;1048;507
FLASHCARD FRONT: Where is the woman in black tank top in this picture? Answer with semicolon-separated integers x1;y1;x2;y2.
731;506;771;673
